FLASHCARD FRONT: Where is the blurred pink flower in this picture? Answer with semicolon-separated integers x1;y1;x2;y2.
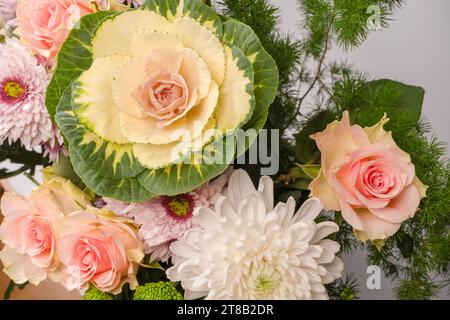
0;0;17;24
16;0;95;58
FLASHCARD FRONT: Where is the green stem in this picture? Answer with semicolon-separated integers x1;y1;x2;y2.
3;281;15;300
0;164;31;180
285;25;332;129
24;172;40;186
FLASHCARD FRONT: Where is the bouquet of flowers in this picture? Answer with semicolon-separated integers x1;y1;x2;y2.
0;0;448;300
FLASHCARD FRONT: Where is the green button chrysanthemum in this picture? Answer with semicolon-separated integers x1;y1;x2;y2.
133;282;183;300
47;0;278;202
83;287;114;300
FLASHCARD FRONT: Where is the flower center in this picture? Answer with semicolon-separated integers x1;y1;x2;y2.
152;82;180;108
362;162;394;195
0;79;27;104
254;274;280;298
162;194;194;220
3;81;25;98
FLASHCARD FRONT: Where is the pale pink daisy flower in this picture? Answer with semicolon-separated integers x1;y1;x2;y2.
42;124;68;163
104;169;232;262
0;39;52;148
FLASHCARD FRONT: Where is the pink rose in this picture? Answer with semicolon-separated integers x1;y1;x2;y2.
0;177;91;285
16;0;95;58
57;209;143;293
309;111;427;241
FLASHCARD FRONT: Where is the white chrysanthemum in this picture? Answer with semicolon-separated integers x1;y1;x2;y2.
167;169;344;300
0;39;52;148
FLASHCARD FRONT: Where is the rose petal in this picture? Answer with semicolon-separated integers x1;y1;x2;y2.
341;202;401;241
310;111;370;175
369;184;421;223
308;171;341;211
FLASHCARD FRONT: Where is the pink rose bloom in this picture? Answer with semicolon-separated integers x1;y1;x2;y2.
16;0;95;58
0;177;91;285
57;208;144;293
309;111;427;241
104;169;232;262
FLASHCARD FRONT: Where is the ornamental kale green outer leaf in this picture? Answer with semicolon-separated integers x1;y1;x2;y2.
45;11;118;120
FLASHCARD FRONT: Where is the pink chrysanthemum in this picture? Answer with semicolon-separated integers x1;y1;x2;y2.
104;169;232;262
43;123;68;163
0;39;52;148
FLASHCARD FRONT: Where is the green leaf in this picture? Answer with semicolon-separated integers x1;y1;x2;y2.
346;79;425;129
289;179;311;191
50;154;85;189
294;110;336;164
45;10;117;120
361;79;424;126
296;163;321;179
